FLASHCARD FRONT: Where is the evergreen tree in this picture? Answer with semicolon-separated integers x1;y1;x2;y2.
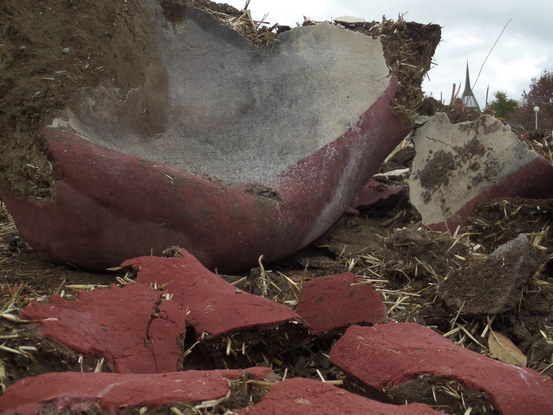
488;91;519;119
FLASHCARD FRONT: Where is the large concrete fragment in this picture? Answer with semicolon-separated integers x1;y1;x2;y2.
409;113;553;230
0;1;437;273
238;377;441;415
21;249;305;373
0;368;273;415
329;323;553;415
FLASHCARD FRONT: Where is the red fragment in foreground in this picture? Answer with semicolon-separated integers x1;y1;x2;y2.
238;377;441;415
0;368;272;415
21;250;302;373
329;323;553;415
295;272;387;334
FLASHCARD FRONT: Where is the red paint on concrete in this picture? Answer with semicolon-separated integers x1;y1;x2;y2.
354;179;404;208
427;157;553;232
0;368;273;415
329;323;553;415
124;250;302;336
238;377;441;415
0;80;408;273
22;283;171;373
21;250;302;373
295;273;387;334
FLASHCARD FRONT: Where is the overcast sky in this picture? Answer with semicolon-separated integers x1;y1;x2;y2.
225;0;552;108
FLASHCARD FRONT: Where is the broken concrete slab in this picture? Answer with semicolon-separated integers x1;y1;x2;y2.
437;233;544;315
409;113;553;231
21;249;306;373
0;368;273;415
295;273;387;334
0;2;438;273
238;377;441;415
329;323;553;415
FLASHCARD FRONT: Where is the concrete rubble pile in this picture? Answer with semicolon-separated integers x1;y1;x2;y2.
2;0;553;414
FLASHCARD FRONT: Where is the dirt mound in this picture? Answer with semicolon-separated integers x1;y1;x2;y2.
0;0;165;199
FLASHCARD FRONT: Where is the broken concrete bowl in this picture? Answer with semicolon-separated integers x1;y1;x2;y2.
0;3;409;272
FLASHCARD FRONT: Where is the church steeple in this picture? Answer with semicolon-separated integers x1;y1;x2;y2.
461;62;480;110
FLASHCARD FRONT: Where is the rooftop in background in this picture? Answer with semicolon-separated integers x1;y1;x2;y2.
462;62;480;110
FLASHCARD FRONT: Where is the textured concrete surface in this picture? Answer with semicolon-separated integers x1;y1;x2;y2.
409;113;553;230
0;4;409;272
330;323;553;415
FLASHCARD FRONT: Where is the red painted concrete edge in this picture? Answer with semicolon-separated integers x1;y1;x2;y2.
0;79;409;273
427;156;553;231
238;377;441;415
329;323;553;415
0;368;273;415
123;249;303;336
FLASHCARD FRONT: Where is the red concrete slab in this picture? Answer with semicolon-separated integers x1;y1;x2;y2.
0;368;272;415
329;323;553;415
21;250;303;373
124;250;303;336
22;283;173;373
295;273;387;334
238;377;441;415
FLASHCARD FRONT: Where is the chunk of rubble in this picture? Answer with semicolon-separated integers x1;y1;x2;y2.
334;16;367;25
295;273;387;334
409;113;553;230
437;233;544;315
329;323;553;415
0;368;273;415
0;1;442;273
21;249;307;373
238;377;441;415
350;179;404;211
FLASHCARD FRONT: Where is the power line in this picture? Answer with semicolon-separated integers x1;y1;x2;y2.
473;18;512;89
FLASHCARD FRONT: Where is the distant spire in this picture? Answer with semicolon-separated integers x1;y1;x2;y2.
462;62;480;110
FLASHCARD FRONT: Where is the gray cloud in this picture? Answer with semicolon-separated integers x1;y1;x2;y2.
227;0;553;106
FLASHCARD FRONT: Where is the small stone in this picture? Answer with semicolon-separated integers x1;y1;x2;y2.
62;47;70;54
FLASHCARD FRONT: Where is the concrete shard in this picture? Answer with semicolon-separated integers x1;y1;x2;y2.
352;179;404;209
21;249;305;373
295;273;387;334
0;3;417;273
409;113;553;230
0;368;273;415
329;323;553;415
437;233;543;315
238;377;441;415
